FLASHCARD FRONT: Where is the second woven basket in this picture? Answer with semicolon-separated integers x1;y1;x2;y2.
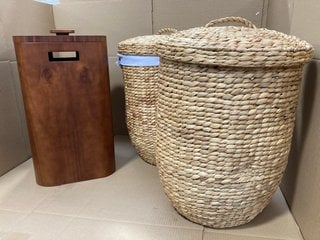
118;28;177;165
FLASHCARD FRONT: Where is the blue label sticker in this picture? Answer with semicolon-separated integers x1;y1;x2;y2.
34;0;60;5
117;54;160;67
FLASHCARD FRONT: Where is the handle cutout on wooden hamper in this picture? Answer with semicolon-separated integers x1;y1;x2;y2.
48;51;79;62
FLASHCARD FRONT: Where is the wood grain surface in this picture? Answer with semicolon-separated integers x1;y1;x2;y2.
13;35;115;186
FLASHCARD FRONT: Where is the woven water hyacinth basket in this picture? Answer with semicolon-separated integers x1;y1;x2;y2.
156;17;313;228
118;28;177;165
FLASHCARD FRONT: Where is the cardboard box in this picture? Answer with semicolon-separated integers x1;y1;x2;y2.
53;0;152;56
0;62;30;176
290;0;320;59
0;0;54;61
267;1;320;239
153;0;266;32
0;1;320;239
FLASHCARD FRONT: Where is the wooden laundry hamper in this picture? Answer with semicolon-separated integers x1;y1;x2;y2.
13;30;115;186
155;17;313;228
118;28;177;165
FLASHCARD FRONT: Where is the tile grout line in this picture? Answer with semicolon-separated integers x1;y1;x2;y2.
205;230;295;240
0;208;29;214
54;215;76;239
29;210;203;231
73;215;204;231
3;209;32;234
32;188;102;220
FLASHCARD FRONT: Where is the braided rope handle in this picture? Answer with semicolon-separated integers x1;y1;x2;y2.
157;28;178;35
205;17;256;28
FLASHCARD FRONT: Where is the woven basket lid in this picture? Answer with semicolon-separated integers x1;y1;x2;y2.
157;17;314;67
118;28;177;56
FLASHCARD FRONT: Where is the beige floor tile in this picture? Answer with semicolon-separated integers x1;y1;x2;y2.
34;136;200;228
53;0;152;56
0;136;304;240
59;218;203;240
3;213;73;240
153;0;265;32
0;161;56;213
33;136;194;227
33;136;135;216
0;232;32;240
204;189;303;240
34;181;100;217
204;232;287;240
77;157;201;228
0;210;27;232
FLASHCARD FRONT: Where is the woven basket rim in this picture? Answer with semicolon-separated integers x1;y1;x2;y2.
156;26;314;67
118;34;174;55
157;40;314;54
118;28;178;49
159;26;313;51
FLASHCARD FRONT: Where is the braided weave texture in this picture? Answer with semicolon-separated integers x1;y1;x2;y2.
122;65;157;164
157;61;303;228
156;18;313;228
157;27;313;67
118;31;176;165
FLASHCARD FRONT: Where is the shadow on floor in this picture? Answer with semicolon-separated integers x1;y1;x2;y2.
114;135;137;170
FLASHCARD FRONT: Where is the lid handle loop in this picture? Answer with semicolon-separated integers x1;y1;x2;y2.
157;28;178;35
50;30;75;36
205;17;256;29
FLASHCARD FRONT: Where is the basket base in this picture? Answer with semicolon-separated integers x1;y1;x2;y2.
174;207;257;228
169;197;271;229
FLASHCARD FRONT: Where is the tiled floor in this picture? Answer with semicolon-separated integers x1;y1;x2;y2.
0;136;303;240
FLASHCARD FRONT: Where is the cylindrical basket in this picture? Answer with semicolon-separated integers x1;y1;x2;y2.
118;28;177;165
156;17;313;228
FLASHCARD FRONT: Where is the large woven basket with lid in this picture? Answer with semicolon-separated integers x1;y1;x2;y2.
156;17;313;228
118;28;177;165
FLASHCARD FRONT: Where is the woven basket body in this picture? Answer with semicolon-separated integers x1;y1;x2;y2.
156;17;313;228
118;31;176;165
121;64;157;164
